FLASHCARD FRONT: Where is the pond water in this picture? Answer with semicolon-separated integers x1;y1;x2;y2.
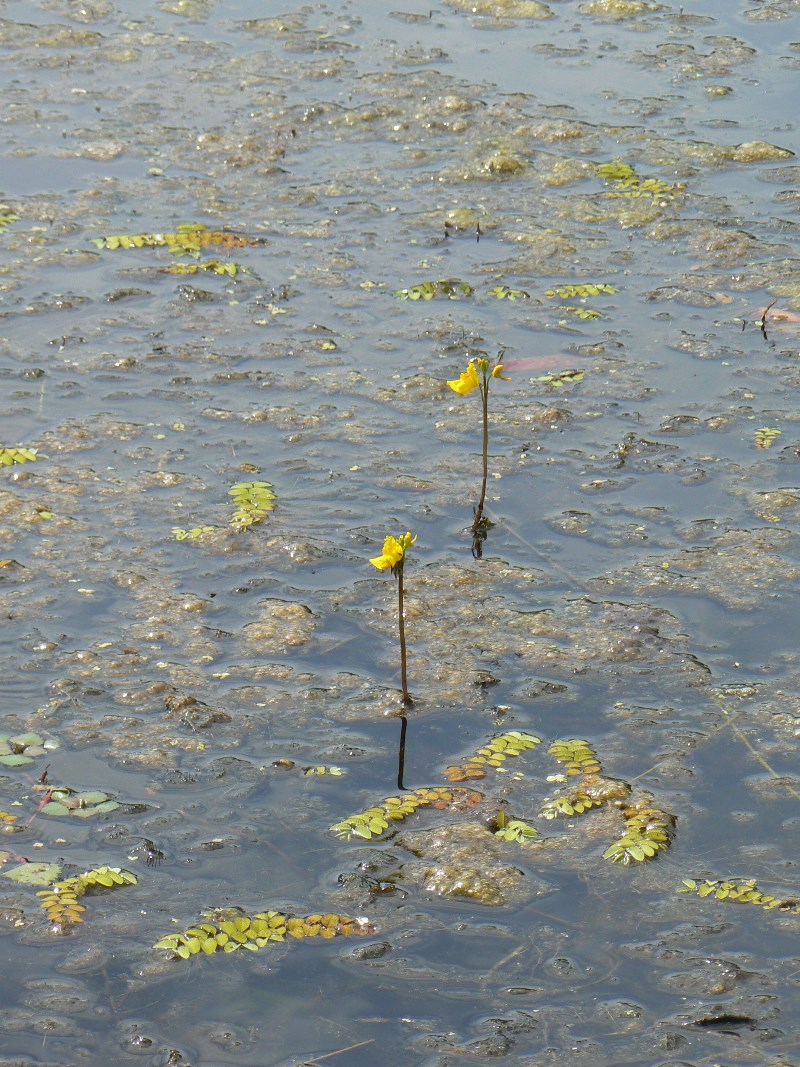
1;0;800;1064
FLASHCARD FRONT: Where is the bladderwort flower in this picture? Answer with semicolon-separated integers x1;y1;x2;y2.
370;531;417;706
447;354;510;553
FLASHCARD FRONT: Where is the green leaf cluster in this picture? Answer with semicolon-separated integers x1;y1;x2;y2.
0;447;38;466
532;370;585;387
154;908;374;958
755;426;781;449
39;787;119;818
229;480;276;530
394;279;474;300
557;305;603;320
677;878;800;912
487;285;530;301
545;284;616;299
37;866;137;931
603;804;675;865
0;210;19;232
493;818;540;842
0;732;59;767
303;765;345;776
597;162;685;199
548;739;602;776
540;791;603;819
165;260;241;276
173;526;215;541
92;224;265;259
443;730;541;782
331;785;482;840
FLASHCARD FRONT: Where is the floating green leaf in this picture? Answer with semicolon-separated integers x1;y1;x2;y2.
38;786;119;818
540;791;604;819
92;224;266;259
173;526;216;541
545;283;617;299
494;818;540;843
532;370;585;387
556;305;603;320
37;866;137;931
597;162;685;200
0;210;19;232
155;907;375;958
754;427;781;449
4;861;61;886
0;731;58;766
548;739;602;777
677;878;799;912
394;279;474;301
487;285;530;301
229;480;276;531
164;260;242;277
0;447;38;466
331;785;483;840
603;802;675;865
303;765;345;777
444;730;541;783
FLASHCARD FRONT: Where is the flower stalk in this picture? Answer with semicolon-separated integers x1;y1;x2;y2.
369;532;417;706
447;353;510;553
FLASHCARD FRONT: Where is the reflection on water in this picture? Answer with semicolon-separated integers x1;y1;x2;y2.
1;0;800;1063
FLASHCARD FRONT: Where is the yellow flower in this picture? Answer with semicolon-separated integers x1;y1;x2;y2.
369;531;417;570
447;361;481;396
492;363;511;380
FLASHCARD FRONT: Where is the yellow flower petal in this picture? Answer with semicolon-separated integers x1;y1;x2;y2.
491;363;511;380
447;362;480;396
369;532;417;570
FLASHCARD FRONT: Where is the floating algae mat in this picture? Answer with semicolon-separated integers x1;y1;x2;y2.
1;0;800;1063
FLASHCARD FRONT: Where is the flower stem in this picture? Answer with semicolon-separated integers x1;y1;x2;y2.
475;380;490;526
397;565;413;706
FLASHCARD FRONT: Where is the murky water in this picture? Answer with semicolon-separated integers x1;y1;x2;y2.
1;0;800;1064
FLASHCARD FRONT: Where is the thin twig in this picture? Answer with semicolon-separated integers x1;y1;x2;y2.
300;1038;375;1065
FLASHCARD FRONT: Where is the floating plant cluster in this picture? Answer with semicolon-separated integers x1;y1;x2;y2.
0;191;791;964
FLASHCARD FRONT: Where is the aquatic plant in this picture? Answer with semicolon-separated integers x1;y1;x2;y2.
492;815;540;843
540;791;604;819
532;370;585;387
229;480;276;531
603;802;675;865
164;260;242;276
394;279;474;300
447;353;511;550
0;447;38;466
544;283;617;299
0;209;19;232
37;866;137;933
754;426;781;449
548;739;602;776
443;730;541;782
597;161;685;199
155;908;375;958
172;526;216;540
677;878;800;913
37;787;119;818
91;223;266;258
331;786;482;840
370;531;417;706
0;731;59;767
487;285;530;300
